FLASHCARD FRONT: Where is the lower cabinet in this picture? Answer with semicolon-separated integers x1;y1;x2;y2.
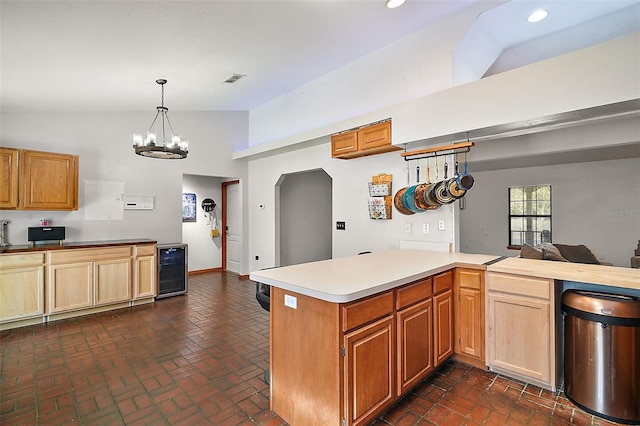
344;315;395;426
433;271;454;367
454;267;485;367
271;271;454;426
486;272;557;390
0;243;157;329
0;252;45;326
397;298;433;392
48;246;132;313
134;245;157;299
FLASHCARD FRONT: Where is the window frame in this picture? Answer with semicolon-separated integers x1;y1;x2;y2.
508;185;552;248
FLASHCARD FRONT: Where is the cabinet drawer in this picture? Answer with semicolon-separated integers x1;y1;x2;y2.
342;291;393;332
433;270;453;294
487;272;551;300
0;252;45;269
49;246;132;264
136;245;156;257
457;269;482;290
396;278;432;310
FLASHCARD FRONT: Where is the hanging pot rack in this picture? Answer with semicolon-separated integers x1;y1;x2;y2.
401;140;474;162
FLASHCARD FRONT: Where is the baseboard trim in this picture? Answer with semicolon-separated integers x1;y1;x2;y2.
188;267;223;275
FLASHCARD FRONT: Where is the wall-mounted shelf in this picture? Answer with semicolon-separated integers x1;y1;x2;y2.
401;141;474;162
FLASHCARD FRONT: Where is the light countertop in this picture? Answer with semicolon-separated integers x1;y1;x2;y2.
487;256;640;290
249;249;499;303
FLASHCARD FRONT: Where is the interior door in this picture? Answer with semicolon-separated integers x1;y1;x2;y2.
223;181;241;273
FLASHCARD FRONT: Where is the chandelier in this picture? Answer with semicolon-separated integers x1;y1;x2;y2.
133;79;189;159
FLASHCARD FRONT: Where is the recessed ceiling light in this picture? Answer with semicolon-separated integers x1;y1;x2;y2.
386;0;406;9
528;9;548;23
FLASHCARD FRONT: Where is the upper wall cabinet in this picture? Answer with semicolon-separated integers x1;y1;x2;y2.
0;148;19;209
0;148;79;211
331;120;401;159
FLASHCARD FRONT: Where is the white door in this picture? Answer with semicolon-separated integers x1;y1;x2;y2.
225;182;242;273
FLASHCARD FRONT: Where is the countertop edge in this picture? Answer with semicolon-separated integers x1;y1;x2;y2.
250;249;497;303
0;239;157;254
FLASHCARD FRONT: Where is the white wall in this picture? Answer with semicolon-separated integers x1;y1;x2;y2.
181;174;223;272
0;111;250;271
248;140;457;272
459;157;640;267
247;1;492;147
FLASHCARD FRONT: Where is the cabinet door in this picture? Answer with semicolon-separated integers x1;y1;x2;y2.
134;254;157;299
49;263;93;313
454;268;484;361
95;258;131;305
344;315;394;426
433;289;453;367
397;298;433;395
487;292;551;384
0;258;44;322
0;148;19;209
358;121;391;151
20;150;78;210
457;287;483;358
331;131;358;157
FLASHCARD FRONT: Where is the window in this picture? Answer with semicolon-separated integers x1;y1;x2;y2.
508;185;551;247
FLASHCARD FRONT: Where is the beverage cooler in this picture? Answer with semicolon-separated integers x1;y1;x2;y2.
157;243;188;298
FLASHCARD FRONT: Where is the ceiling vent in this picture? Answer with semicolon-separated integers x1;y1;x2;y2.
224;74;246;84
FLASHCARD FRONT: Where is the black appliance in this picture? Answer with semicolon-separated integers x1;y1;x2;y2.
157;243;188;298
27;226;65;246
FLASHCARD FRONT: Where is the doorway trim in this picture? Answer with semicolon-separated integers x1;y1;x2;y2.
222;180;240;271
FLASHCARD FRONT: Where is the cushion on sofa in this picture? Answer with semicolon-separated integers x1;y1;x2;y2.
538;243;568;262
520;244;543;260
553;243;600;264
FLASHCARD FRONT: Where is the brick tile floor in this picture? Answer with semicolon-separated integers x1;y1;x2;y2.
0;271;621;425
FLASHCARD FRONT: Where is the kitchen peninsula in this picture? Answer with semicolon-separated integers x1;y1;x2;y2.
0;239;157;330
250;249;640;426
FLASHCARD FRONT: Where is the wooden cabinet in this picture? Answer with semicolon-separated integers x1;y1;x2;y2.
331;120;400;159
270;270;455;426
0;148;19;208
0;148;79;211
95;258;131;306
48;246;132;314
396;278;433;395
134;245;157;299
454;268;485;367
486;272;557;390
344;315;394;426
433;270;454;367
0;252;45;325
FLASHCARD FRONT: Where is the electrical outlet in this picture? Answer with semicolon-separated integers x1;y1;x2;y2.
336;221;346;230
404;223;412;234
284;294;297;309
438;220;445;231
423;224;430;234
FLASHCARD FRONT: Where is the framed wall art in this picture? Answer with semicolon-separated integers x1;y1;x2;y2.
182;193;196;222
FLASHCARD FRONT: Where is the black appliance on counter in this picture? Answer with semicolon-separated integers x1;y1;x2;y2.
27;226;66;246
157;243;188;298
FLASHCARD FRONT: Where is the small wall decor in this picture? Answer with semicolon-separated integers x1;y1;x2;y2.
182;193;197;222
368;173;393;220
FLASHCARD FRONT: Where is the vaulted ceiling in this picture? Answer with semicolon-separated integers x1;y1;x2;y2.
1;0;638;113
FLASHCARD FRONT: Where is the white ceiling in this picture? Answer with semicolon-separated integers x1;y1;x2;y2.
1;0;639;114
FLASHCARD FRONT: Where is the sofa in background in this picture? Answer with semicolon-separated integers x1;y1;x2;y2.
520;243;613;265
